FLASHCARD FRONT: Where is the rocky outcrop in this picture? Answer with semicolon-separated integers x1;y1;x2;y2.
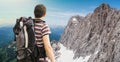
51;41;61;60
60;3;120;62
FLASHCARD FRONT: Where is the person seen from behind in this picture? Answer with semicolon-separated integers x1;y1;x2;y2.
34;4;55;62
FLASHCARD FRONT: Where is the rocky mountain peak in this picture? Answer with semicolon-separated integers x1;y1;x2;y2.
94;3;110;21
60;3;120;62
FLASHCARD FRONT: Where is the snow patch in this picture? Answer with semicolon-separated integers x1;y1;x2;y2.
73;18;77;21
56;43;91;62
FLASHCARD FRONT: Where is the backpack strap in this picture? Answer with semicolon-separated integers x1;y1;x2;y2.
24;25;29;48
19;17;29;48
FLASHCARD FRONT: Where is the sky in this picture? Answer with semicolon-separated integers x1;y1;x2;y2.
0;0;120;27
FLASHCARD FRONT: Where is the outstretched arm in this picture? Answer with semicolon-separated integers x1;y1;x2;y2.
42;35;55;62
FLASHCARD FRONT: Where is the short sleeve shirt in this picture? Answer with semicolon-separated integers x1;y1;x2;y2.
33;19;51;47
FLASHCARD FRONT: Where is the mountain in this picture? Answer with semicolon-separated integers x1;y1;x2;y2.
50;26;64;41
0;26;64;47
60;3;120;62
0;25;64;62
0;27;14;47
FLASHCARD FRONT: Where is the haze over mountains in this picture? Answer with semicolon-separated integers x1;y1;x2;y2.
0;26;64;47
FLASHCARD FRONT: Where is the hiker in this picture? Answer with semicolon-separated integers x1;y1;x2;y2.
33;4;55;62
13;4;55;62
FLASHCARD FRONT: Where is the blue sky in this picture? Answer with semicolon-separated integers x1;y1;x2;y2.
0;0;120;27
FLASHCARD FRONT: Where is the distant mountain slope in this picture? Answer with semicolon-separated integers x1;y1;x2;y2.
0;26;64;47
0;25;64;62
0;27;14;46
50;26;64;41
60;3;120;62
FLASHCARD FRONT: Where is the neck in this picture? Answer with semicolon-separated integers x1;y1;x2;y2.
34;17;44;20
39;17;44;20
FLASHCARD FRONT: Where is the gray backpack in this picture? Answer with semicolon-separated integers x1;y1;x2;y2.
13;17;37;62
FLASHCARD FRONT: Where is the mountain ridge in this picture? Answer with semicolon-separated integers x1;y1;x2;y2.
60;3;120;62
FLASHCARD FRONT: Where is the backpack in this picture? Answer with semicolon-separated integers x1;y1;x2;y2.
13;17;37;62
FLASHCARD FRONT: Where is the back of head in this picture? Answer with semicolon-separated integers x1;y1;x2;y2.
34;4;46;18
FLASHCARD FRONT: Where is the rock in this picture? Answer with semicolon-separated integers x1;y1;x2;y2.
60;3;120;62
51;41;61;60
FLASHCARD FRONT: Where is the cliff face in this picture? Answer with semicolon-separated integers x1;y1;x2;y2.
60;3;120;62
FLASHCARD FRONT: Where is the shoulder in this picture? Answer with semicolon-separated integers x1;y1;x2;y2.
40;21;49;27
41;22;51;36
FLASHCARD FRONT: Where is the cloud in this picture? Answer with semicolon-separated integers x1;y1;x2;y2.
47;11;89;18
0;0;37;27
47;7;92;18
45;7;92;26
0;0;36;9
0;0;94;26
44;11;89;26
0;0;32;3
0;18;15;27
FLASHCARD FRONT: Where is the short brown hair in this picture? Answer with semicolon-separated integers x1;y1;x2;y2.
34;4;46;18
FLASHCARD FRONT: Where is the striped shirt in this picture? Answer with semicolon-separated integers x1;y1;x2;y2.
33;19;51;47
